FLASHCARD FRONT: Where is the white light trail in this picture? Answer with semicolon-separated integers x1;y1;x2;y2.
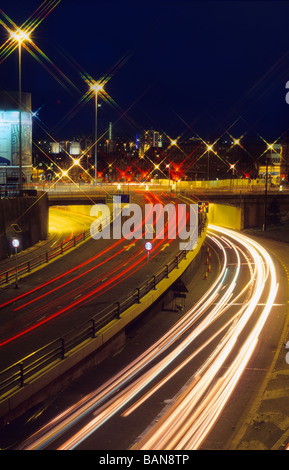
19;225;278;450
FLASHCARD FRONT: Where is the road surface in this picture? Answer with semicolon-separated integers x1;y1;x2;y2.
4;225;281;450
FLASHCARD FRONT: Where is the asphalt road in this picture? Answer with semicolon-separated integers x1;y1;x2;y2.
0;191;191;370
0;224;284;451
1;194;288;451
0;232;214;450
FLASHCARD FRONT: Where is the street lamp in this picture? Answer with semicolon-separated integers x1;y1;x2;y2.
166;163;171;189
90;81;104;185
10;29;31;192
264;155;269;231
230;163;236;176
206;144;213;181
263;143;275;231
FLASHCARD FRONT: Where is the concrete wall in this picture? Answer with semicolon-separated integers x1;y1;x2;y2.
201;195;289;230
0;192;49;259
208;203;242;230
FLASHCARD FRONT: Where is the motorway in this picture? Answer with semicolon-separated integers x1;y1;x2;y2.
0;190;191;369
0;188;288;450
0;219;285;450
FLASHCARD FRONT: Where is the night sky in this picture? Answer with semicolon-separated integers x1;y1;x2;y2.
1;0;289;143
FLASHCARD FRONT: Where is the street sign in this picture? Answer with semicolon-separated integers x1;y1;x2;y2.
198;201;209;213
12;238;20;248
12;238;20;288
145;241;152;262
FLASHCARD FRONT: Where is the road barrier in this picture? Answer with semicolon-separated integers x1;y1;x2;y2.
0;213;114;287
0;230;89;286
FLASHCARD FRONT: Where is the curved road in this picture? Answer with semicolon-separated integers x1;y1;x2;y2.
10;225;279;450
0;191;191;369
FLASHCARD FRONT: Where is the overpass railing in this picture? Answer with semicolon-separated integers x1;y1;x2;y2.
0;216;207;400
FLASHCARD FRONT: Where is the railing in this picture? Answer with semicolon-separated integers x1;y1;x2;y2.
0;213;114;286
0;217;207;399
0;188;20;198
0;230;90;286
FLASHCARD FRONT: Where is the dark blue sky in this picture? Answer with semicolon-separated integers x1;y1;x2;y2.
1;0;289;142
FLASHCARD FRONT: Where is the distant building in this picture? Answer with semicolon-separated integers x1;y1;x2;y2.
0;90;32;184
139;129;164;155
258;142;289;184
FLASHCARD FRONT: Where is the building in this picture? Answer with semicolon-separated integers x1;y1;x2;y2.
0;90;32;186
258;142;289;185
139;129;165;155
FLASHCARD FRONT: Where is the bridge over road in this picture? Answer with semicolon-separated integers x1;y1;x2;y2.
193;191;289;230
47;192;105;206
46;187;289;231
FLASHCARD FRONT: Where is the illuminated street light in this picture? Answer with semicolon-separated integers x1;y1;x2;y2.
89;81;104;185
166;163;171;189
230;163;236;176
72;158;81;166
90;82;104;94
10;28;31;191
10;29;31;43
264;154;269;232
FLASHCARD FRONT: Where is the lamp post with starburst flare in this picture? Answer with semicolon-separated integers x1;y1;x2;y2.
89;81;104;185
9;29;31;191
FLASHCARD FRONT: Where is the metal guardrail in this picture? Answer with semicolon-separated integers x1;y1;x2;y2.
0;189;21;198
0;230;90;286
0;213;115;286
0;216;207;399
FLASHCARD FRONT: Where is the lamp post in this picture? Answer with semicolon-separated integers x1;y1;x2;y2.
18;39;22;192
90;82;104;185
264;155;269;231
166;163;171;189
12;238;20;288
10;29;31;192
206;144;213;182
